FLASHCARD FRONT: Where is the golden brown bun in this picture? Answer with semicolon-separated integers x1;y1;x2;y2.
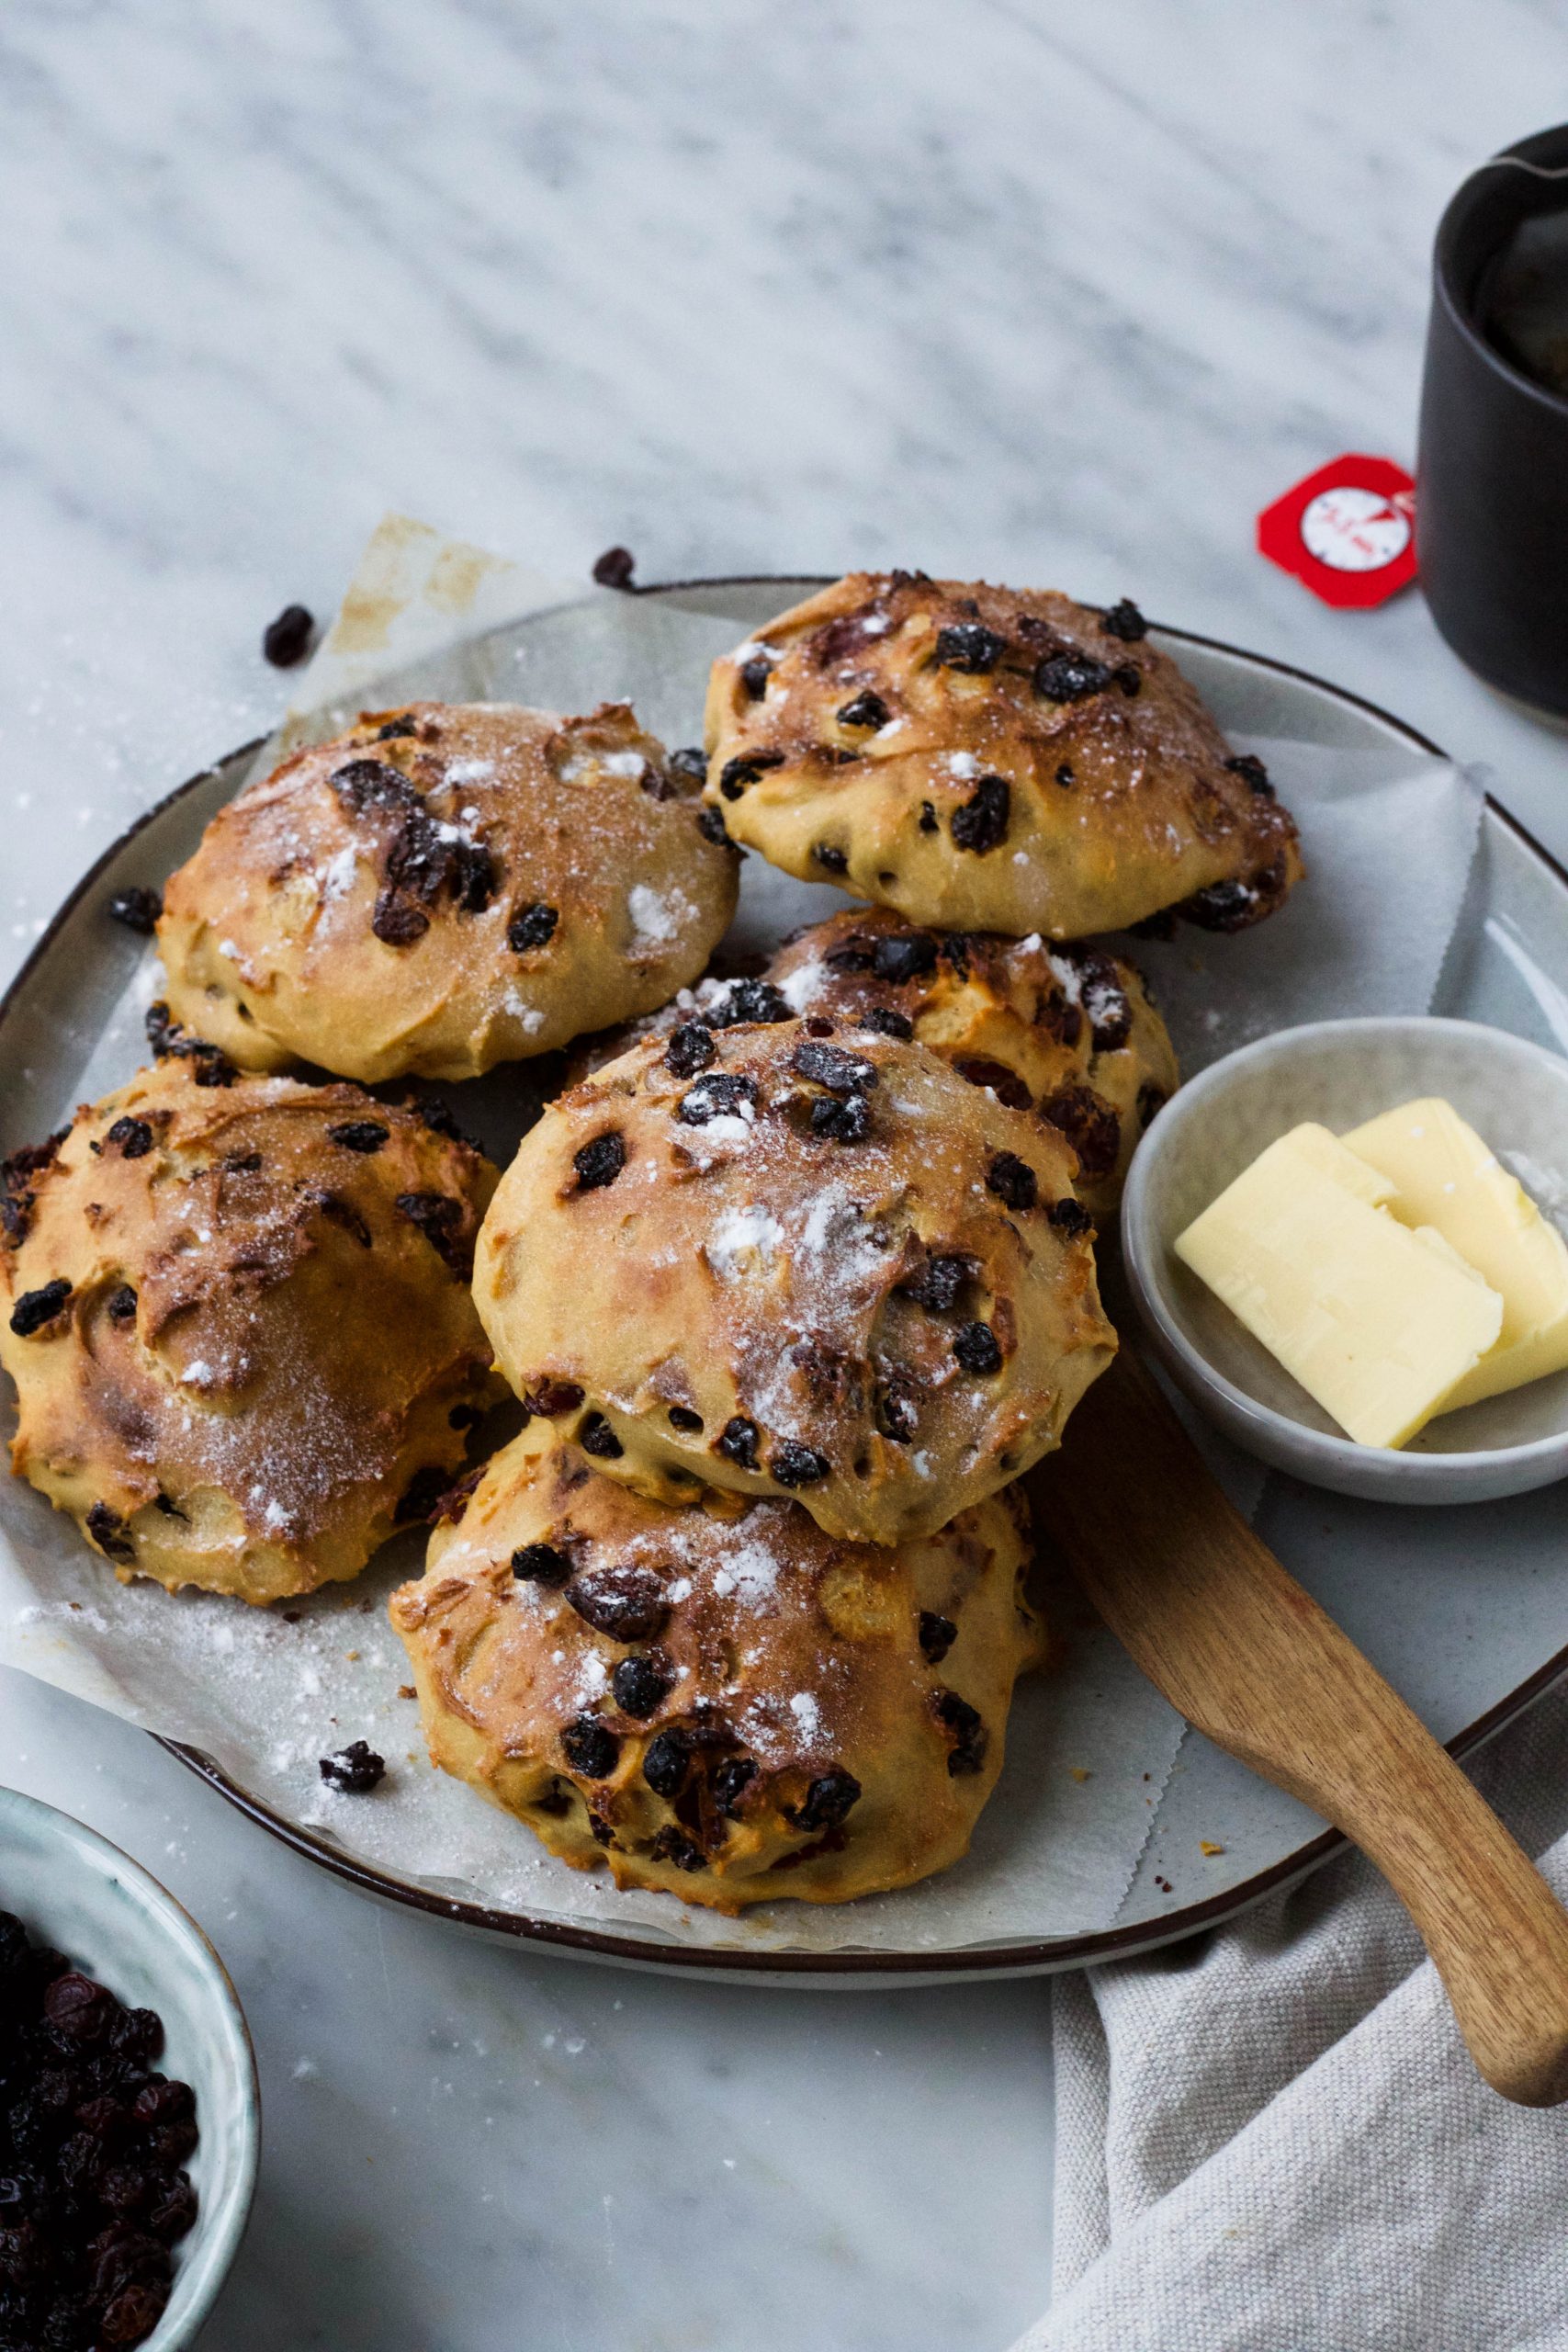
158;701;739;1084
473;1012;1115;1545
0;1063;500;1602
391;1424;1045;1909
766;910;1179;1221
703;574;1302;938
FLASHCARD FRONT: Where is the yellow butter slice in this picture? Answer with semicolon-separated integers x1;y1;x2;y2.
1344;1098;1568;1412
1175;1125;1504;1448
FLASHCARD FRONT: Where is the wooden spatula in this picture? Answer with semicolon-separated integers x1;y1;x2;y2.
1030;1349;1568;2108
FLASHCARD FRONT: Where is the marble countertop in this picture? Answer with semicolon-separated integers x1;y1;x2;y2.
2;6;1564;2345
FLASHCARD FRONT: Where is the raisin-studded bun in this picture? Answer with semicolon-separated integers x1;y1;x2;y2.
703;574;1302;939
0;1063;499;1602
157;700;738;1085
473;1012;1115;1545
765;910;1179;1222
391;1424;1045;1909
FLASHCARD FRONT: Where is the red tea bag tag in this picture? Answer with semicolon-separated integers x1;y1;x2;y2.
1257;455;1417;607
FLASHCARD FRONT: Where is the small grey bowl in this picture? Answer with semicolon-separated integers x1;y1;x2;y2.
1122;1015;1568;1504
0;1787;259;2347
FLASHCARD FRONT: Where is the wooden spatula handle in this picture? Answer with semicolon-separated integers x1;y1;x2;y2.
1032;1351;1568;2108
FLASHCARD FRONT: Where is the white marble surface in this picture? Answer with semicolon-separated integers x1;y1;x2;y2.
3;5;1567;2345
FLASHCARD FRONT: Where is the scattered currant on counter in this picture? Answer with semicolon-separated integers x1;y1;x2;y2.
0;1910;200;2351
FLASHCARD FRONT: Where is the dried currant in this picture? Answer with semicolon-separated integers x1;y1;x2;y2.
511;1543;573;1586
564;1564;670;1642
9;1279;72;1337
562;1714;621;1778
1041;1084;1121;1180
933;622;1005;673
327;1120;389;1154
874;1374;920;1444
770;1441;829;1488
393;1191;467;1270
717;752;784;799
1046;1197;1093;1238
919;1611;957;1664
664;1022;716;1078
508;901;558;952
572;1133;626;1193
716;1417;760;1471
836;689;888;729
933;1690;987;1774
649;1825;705;1872
710;1755;758;1817
592;546;636;589
788;1769;862;1832
871;931;936;983
1100;597;1148;641
84;1503;133;1562
811;1093;873;1144
953;1321;1003;1375
706;978;791;1028
642;1730;689;1798
1224;752;1274;797
371;890;429;947
578;1412;625;1459
950;775;1010;854
524;1379;585;1417
790;1040;876;1094
987;1151;1037;1213
612;1656;672;1719
898;1253;973;1313
1033;651;1112;701
262;603;314;665
318;1742;386;1793
106;886;163;935
677;1072;759;1126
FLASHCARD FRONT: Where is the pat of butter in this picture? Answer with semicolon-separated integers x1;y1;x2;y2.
1175;1125;1504;1448
1344;1098;1568;1411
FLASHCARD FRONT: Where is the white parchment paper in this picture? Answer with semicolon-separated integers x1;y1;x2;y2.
0;524;1483;1954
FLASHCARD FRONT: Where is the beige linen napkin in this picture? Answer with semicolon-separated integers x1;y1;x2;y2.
1014;1690;1568;2351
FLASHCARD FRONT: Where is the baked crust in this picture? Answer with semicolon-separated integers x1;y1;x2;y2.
580;911;1180;1222
767;911;1179;1220
158;700;739;1083
391;1423;1046;1909
0;1062;499;1601
702;573;1302;937
473;1012;1116;1545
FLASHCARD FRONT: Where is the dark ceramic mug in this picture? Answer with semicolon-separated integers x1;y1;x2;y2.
1418;124;1568;717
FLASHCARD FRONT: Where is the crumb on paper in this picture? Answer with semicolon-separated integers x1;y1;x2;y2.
1069;1766;1091;1782
1200;1839;1225;1857
398;1684;417;1701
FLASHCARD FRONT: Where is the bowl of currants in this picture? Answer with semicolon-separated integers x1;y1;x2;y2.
0;1786;259;2349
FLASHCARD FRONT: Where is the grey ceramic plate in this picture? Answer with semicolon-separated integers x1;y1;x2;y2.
0;1786;259;2346
6;578;1568;1984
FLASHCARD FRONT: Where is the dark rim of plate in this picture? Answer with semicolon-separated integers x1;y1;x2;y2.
3;576;1565;1981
